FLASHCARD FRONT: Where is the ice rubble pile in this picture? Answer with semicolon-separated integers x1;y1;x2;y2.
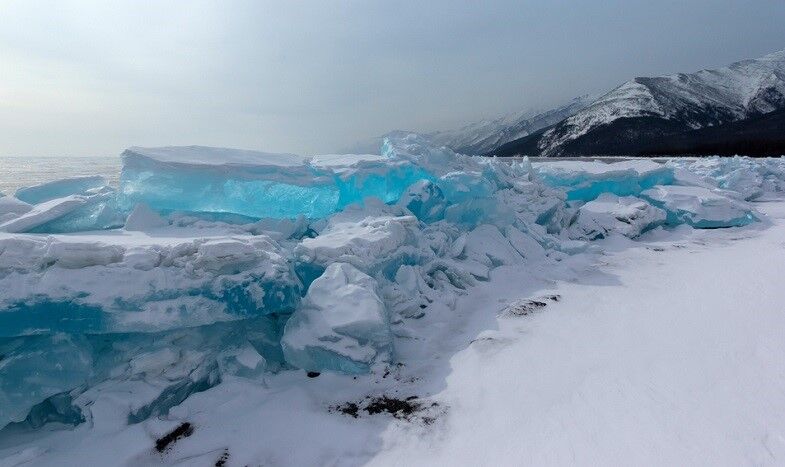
667;156;785;201
1;136;783;430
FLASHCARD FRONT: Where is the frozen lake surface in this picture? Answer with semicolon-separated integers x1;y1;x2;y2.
0;156;121;195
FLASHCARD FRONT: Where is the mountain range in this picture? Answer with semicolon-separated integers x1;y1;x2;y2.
347;95;596;155
356;49;785;157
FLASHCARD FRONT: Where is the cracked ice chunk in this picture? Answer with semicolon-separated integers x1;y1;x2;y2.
381;133;464;175
568;194;667;240
641;185;757;228
15;176;107;205
534;160;674;201
281;263;392;373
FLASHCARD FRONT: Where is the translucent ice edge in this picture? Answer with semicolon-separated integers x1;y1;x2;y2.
119;147;434;219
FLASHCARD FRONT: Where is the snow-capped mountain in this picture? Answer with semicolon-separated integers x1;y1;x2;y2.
347;95;595;155
425;94;595;154
493;49;785;157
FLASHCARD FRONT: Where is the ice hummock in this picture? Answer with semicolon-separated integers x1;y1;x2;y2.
534;159;675;201
667;156;785;201
1;134;783;433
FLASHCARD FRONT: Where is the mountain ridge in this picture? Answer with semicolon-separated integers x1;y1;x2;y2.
346;94;596;155
492;49;785;157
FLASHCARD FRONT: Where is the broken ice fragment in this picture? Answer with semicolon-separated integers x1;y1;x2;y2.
568;194;666;240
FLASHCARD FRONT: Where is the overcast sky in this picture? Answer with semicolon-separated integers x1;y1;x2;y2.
1;0;785;157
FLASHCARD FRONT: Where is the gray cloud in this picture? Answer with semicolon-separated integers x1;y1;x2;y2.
1;0;784;156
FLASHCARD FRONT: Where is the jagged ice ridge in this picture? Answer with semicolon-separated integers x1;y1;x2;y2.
1;137;784;431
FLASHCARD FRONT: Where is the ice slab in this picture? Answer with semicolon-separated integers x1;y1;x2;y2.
0;195;93;233
464;224;524;270
281;263;392;373
641;185;757;228
568;194;667;240
534;160;674;201
120;146;431;219
0;189;124;234
0;196;33;223
15;176;107;205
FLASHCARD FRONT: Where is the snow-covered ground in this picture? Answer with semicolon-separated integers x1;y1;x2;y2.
369;200;785;467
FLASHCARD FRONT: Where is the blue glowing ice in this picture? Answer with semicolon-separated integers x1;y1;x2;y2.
119;146;432;220
535;160;675;201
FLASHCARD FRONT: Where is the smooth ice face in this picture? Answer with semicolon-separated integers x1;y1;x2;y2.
15;176;107;205
534;160;675;201
119;146;432;219
123;203;168;231
569;194;667;240
641;185;758;228
281;263;392;373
